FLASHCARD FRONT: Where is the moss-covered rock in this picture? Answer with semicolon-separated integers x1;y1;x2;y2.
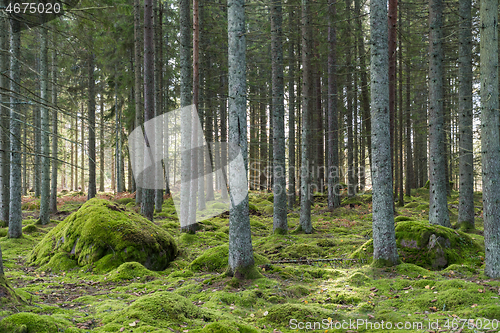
0;312;70;333
21;224;39;234
27;198;178;272
394;216;413;222
189;244;269;272
403;202;419;208
265;303;337;325
352;221;482;270
115;197;135;205
0;275;23;305
108;261;158;281
39;253;78;272
193;321;259;333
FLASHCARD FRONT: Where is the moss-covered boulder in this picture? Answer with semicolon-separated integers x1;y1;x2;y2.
351;221;482;270
27;198;177;272
0;312;71;333
108;261;158;281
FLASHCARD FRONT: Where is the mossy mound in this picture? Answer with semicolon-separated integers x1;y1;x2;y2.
347;272;371;286
265;303;337;325
189;244;269;272
403;202;419;208
27;198;178;272
192;321;258;333
22;224;39;234
108;291;212;327
351;221;482;270
39;253;78;272
108;261;158;281
0;312;71;333
21;199;40;211
341;197;364;206
115;197;135;205
0;275;23;304
0;228;7;238
394;216;413;222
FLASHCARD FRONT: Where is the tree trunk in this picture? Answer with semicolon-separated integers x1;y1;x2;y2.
299;0;312;233
458;0;474;230
370;0;399;266
0;2;9;225
405;15;413;196
388;0;396;189
134;0;143;204
397;7;404;206
180;0;195;232
327;0;340;210
8;17;22;238
88;47;96;200
154;0;164;212
142;0;155;221
50;44;58;212
227;0;255;277
271;0;287;234
428;0;450;227
39;24;50;225
259;82;267;191
480;0;500;277
288;0;296;208
345;0;355;198
100;93;105;192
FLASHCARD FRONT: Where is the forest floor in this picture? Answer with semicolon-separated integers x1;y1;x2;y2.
0;188;499;333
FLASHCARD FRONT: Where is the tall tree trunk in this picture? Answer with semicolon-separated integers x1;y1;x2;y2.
39;24;50;225
388;0;396;189
88;45;96;199
134;0;143;204
142;0;155;221
428;0;450;227
405;13;413;196
227;0;255;277
480;0;500;277
299;0;312;233
327;0;340;210
346;0;355;198
0;1;9;225
180;0;195;232
81;102;85;192
259;82;267;191
370;0;398;266
458;0;474;230
50;44;58;212
397;7;404;206
100;93;105;192
271;0;287;234
154;0;164;212
288;0;296;208
8;17;22;238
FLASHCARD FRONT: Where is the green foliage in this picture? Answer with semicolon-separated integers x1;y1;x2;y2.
27;198;177;272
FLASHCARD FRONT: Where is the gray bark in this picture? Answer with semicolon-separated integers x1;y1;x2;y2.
327;0;340;210
0;2;9;225
39;25;50;225
345;0;354;198
8;17;22;238
180;0;195;232
271;0;287;234
50;45;58;212
154;0;164;212
428;0;450;227
142;0;155;221
227;0;255;276
134;0;143;204
299;0;312;233
458;0;474;229
287;2;296;208
480;0;500;278
370;0;398;266
100;94;105;192
88;47;96;199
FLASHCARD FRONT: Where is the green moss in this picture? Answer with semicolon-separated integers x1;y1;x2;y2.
28;198;178;272
21;200;40;211
282;243;321;258
395;263;433;278
416;203;429;210
39;253;78;272
262;205;274;215
21;224;39;234
0;312;69;333
273;227;287;235
404;202;419;208
248;203;258;213
107;291;212;326
0;228;7;238
265;303;336;325
115;197;135;205
478;305;500;319
341;197;363;206
194;321;259;333
267;194;274;203
347;272;371;286
0;220;6;228
210;202;228;210
0;275;23;304
108;261;158;281
395;216;413;222
189;244;269;272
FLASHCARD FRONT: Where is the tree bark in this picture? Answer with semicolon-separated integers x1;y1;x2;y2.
154;0;164;212
141;0;155;221
134;0;143;204
480;0;500;277
88;46;96;200
288;0;296;208
271;0;287;234
370;0;399;266
0;1;9;225
299;0;312;233
428;0;450;227
227;0;255;277
39;24;50;225
50;43;58;212
458;0;474;230
8;17;22;238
